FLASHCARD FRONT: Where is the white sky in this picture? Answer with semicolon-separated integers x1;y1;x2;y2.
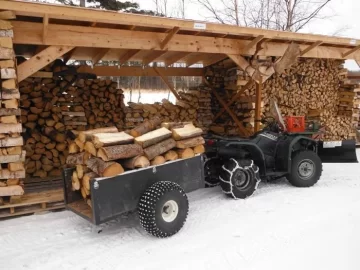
133;0;360;70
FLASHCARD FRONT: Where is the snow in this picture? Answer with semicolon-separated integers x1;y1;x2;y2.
2;151;360;270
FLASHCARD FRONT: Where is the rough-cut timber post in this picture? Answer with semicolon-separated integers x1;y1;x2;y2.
254;77;262;133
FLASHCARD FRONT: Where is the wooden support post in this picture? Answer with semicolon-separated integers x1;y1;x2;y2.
211;88;250;137
17;45;74;82
153;67;182;101
254;77;262;133
213;80;254;121
160;27;180;49
42;14;49;44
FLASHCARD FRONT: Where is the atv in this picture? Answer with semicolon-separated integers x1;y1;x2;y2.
204;100;358;199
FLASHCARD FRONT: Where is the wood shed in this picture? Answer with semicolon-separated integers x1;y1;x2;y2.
0;0;359;217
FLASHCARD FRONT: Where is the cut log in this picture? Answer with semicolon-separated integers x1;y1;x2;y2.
151;156;166;166
78;126;118;143
0;108;21;116
66;152;90;165
8;162;25;172
7;146;22;155
69;143;79;154
84;141;97;156
1;68;16;79
177;148;195;159
193;145;205;154
97;144;143;161
161;122;192;130
6;179;19;186
0;136;23;147
0;181;6;187
83;172;99;191
129;116;162;137
0;60;14;68
0;185;24;196
0;115;17;124
3;99;18;109
72;171;80;191
123;155;150;169
75;138;85;152
92;132;134;148
176;136;205;149
86;157;124;177
164;150;178;161
2;79;16;90
0;150;25;163
172;125;203;140
143;138;176;160
76;165;85;179
80;187;87;199
0;123;22;133
134;127;172;148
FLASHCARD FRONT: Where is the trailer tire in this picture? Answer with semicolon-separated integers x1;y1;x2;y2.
138;181;189;238
287;150;322;187
220;159;261;199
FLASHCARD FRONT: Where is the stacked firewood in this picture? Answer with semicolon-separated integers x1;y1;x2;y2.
0;18;25;204
20;62;125;178
67;118;205;206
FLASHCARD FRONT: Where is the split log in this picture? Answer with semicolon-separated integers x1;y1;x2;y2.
164;150;178;161
0;123;22;133
78;126;118;143
97;144;143;161
84;141;97;156
0;150;25;163
172;125;203;140
134;127;172;148
143;138;176;160
7;146;22;155
176;136;205;149
76;165;85;179
86;157;124;177
129;116;162;137
161;122;192;130
3;99;18;109
123;155;150;169
8;162;25;172
151;156;166;166
69;143;79;154
177;148;195;159
6;179;20;186
193;145;205;154
72;171;80;190
74;138;85;152
1;115;17;124
81;187;87;199
0;185;24;196
83;172;99;191
66;152;90;165
92;132;134;148
0;136;23;147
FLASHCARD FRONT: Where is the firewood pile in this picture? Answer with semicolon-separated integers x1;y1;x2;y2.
0;19;25;204
209;58;357;140
20;61;125;178
66;118;205;206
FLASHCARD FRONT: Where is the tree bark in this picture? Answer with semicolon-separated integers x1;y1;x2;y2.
97;144;143;161
66;152;90;165
130;116;162;137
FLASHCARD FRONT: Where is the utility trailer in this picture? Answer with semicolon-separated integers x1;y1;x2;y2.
63;155;205;238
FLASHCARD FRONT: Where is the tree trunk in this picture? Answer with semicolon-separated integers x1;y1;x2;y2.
143;138;176;160
97;144;143;161
134;127;172;148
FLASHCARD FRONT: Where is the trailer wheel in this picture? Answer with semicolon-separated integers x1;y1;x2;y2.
287;150;322;187
138;181;189;238
220;159;261;199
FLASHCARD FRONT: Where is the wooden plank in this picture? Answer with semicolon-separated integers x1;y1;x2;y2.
17;45;74;82
243;35;264;52
12;21;360;60
0;124;22;133
0;11;16;20
77;66;203;77
2;79;16;90
300;41;323;56
342;45;360;58
186;54;205;67
0;169;25;179
153;67;181;100
254;79;262;132
3;0;360;47
64;121;87;126
0;37;13;48
160;27;180;49
0;185;24;196
0;151;26;163
203;55;228;67
0;68;16;79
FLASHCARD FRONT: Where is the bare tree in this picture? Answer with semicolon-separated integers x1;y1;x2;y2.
153;0;169;16
193;0;332;32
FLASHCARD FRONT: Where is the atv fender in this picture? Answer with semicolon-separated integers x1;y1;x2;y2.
220;142;267;176
286;136;317;173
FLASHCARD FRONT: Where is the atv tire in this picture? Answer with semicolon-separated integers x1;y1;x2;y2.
220;159;261;199
138;181;189;238
287;150;322;187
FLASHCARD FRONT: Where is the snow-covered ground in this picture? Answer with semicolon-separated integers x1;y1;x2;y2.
2;151;360;270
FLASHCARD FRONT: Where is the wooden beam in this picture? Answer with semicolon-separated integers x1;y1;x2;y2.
227;54;262;83
4;0;360;47
243;35;265;52
203;55;228;67
118;49;140;65
0;11;16;20
164;52;191;66
213;80;254;121
186;54;205;67
76;66;204;77
211;88;250;137
142;51;167;66
11;21;360;60
160;27;180;49
254;78;262;132
92;48;110;65
342;45;360;58
153;67;182;100
300;40;323;56
17;45;74;82
42;14;49;44
63;47;77;63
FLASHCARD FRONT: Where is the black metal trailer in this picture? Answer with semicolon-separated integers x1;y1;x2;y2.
63;155;205;238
